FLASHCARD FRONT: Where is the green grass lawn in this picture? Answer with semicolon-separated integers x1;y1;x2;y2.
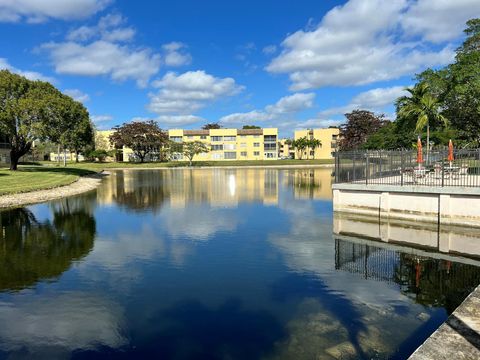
45;158;334;171
0;166;95;195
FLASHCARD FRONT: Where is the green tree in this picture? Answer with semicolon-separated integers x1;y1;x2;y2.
396;83;448;158
416;19;480;145
181;141;210;166
109;120;168;163
202;122;222;130
307;138;322;159
292;137;309;159
242;125;261;129
338;110;388;150
0;71;52;170
64;107;94;163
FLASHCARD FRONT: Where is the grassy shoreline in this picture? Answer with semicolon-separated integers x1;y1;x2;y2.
0;159;333;195
0;167;96;196
46;159;334;171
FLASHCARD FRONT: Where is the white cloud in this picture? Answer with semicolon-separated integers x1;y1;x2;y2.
64;88;90;102
92;114;113;123
42;40;161;87
0;58;55;82
262;45;277;55
320;86;408;116
0;293;126;354
148;70;244;114
266;0;459;90
0;0;111;23
162;42;192;67
42;13;160;87
66;13;135;43
220;92;315;124
131;115;204;127
401;0;480;43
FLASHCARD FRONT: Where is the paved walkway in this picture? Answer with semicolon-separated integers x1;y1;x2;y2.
409;285;480;360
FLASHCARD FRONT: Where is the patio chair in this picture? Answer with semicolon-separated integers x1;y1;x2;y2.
431;163;444;180
459;164;469;175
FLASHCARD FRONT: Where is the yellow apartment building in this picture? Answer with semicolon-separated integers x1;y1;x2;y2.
0;133;9;165
168;128;278;161
294;128;340;160
278;139;295;159
94;127;278;162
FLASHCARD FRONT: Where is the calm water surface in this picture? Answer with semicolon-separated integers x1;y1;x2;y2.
1;168;479;359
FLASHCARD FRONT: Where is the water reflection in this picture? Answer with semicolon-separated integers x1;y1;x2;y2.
97;168;333;211
0;168;478;360
333;212;480;259
0;200;96;292
335;237;480;313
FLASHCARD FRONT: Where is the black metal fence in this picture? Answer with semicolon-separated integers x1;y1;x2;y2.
334;149;480;187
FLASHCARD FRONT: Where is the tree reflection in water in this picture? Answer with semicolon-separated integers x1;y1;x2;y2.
112;171;170;212
0;199;96;292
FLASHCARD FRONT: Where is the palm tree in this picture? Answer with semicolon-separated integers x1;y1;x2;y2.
307;138;322;159
397;83;448;161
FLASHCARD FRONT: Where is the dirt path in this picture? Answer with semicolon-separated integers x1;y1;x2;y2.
0;172;108;209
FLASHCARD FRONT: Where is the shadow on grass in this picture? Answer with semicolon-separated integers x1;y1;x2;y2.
18;166;96;177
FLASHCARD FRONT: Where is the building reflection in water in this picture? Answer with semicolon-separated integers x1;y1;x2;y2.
282;168;333;200
97;168;334;211
334;237;480;314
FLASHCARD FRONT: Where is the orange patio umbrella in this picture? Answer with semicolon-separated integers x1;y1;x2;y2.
417;137;423;168
448;139;454;167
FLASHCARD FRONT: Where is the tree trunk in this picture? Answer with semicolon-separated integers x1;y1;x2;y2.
426;123;430;164
75;150;80;163
9;150;20;171
57;144;61;166
63;147;67;167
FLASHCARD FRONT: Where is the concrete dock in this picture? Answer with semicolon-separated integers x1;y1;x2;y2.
409;285;480;359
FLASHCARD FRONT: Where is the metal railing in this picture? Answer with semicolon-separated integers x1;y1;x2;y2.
334;149;480;187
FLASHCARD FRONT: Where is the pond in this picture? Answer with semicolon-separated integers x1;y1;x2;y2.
0;168;479;359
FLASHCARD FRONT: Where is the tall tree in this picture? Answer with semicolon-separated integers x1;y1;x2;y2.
109;120;168;163
307;138;322;159
396;83;448;157
0;71;66;170
181;141;210;166
65;108;94;163
242;125;261;129
292;137;309;159
416;19;480;145
338;110;388;150
202;123;222;130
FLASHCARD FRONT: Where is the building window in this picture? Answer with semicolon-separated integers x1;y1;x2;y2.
241;151;247;157
211;136;223;142
253;143;260;147
240;143;247;148
224;152;237;159
170;136;182;143
224;136;236;141
253;135;260;138
200;135;207;139
254;151;260;156
264;143;276;151
264;135;277;142
187;135;194;139
224;143;236;150
212;153;223;160
265;152;276;158
211;144;223;151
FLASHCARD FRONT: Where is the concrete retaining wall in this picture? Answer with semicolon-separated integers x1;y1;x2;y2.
333;184;480;229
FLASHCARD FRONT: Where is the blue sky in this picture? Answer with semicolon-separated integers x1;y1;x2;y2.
0;0;478;137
